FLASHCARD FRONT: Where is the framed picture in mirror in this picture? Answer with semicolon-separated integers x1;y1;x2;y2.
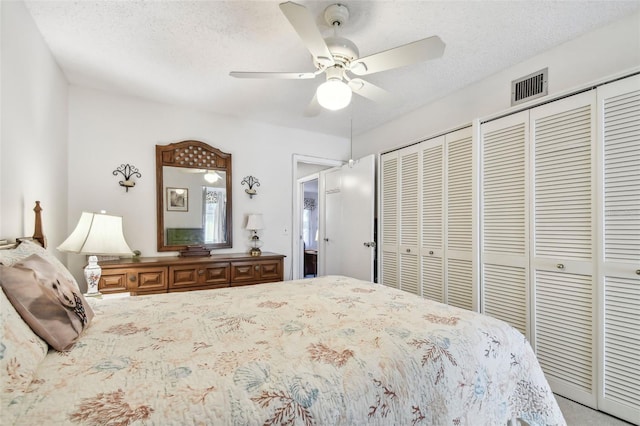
167;187;188;212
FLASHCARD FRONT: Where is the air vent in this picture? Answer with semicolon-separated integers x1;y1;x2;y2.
511;68;548;106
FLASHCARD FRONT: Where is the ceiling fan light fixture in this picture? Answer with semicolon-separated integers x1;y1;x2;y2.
316;78;352;111
204;171;220;183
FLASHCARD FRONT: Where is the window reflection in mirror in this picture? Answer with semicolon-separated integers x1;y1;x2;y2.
203;185;227;243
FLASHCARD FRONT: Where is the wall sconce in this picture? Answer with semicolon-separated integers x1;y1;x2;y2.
241;176;260;198
113;164;142;192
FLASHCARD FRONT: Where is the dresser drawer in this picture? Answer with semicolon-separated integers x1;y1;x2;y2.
230;259;283;286
169;262;230;291
99;266;167;295
99;269;128;294
131;267;167;294
257;259;282;281
230;261;259;283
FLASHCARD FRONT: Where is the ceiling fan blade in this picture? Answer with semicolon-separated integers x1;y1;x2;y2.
229;71;317;79
304;93;321;117
279;2;335;67
348;78;394;104
350;36;445;76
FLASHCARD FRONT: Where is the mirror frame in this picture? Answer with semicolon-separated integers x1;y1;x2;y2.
156;140;233;252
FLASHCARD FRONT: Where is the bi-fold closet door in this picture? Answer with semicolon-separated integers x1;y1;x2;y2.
380;127;473;310
481;90;598;407
596;75;639;424
479;74;639;423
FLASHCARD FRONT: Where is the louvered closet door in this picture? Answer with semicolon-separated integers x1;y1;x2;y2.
380;152;399;289
480;111;530;337
530;91;597;408
597;75;640;424
399;145;422;295
445;127;474;310
420;136;445;302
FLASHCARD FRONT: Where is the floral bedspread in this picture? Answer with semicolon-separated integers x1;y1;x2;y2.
5;276;565;425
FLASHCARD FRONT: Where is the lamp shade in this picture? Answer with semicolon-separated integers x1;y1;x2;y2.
246;214;264;231
58;212;133;256
316;79;352;111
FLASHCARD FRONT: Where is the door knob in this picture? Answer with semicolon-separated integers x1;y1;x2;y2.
429;251;434;255
324;238;329;242
363;242;376;248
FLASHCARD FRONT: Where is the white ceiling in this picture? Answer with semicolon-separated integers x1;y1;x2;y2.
24;0;640;138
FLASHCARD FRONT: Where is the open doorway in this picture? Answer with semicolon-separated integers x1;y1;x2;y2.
292;155;343;280
301;178;318;278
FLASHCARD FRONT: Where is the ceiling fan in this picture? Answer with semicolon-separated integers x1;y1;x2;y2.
229;1;445;114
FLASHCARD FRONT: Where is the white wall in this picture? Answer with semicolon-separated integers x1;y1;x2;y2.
67;86;349;285
354;11;640;157
0;0;68;256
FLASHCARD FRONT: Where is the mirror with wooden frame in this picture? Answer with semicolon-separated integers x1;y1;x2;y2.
156;140;232;253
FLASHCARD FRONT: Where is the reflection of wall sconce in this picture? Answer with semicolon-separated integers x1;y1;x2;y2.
241;175;260;198
113;164;142;192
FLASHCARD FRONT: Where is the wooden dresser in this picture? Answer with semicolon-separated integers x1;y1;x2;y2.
98;252;285;296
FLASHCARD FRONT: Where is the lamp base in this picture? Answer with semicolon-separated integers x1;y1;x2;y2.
249;247;262;257
84;255;102;297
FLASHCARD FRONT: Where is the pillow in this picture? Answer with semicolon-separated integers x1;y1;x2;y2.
0;240;81;292
0;255;94;351
0;287;49;406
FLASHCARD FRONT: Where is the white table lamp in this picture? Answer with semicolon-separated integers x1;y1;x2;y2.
58;212;133;296
246;214;264;256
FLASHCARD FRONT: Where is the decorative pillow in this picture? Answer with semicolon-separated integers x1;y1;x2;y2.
0;255;94;351
0;240;81;292
0;287;49;406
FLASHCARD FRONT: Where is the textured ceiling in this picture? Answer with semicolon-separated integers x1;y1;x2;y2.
24;0;640;138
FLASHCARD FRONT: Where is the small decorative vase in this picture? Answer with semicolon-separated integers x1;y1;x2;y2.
84;255;102;296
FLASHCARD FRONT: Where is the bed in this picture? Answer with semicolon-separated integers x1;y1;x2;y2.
1;208;565;425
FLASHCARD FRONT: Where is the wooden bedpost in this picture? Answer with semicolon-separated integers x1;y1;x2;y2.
33;201;47;248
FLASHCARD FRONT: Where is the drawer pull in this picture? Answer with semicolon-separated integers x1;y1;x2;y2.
198;269;204;275
556;264;565;270
254;265;259;271
129;274;137;282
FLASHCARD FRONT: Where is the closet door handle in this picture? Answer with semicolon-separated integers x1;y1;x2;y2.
636;269;640;276
556;264;565;270
406;248;411;253
429;251;434;255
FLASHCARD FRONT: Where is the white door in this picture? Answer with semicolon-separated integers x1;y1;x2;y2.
398;145;422;295
597;74;640;424
380;151;399;289
530;91;597;408
480;111;531;337
323;155;376;281
323;168;342;276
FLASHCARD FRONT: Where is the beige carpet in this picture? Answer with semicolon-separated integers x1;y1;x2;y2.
556;395;634;425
